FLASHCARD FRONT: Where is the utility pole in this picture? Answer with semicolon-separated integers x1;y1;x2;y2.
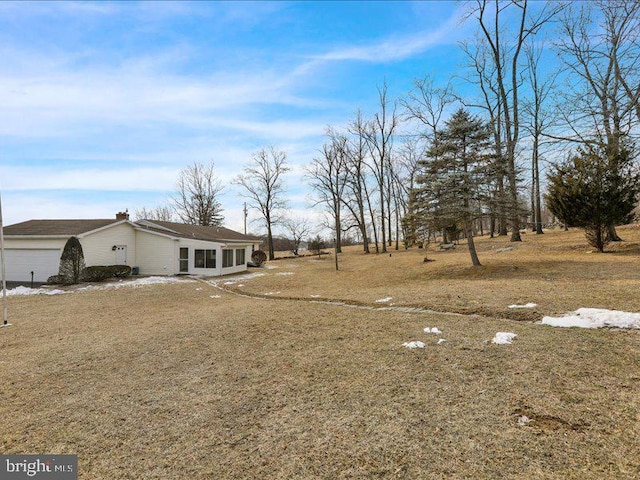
243;202;248;235
0;192;10;328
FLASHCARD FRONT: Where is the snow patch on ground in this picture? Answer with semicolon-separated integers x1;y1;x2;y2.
276;272;294;276
492;332;517;344
78;276;194;292
424;327;442;335
517;415;531;427
5;286;67;296
216;273;266;285
402;341;425;349
209;295;221;299
375;297;393;303
309;294;321;298
264;291;281;296
508;302;537;309
541;308;640;329
437;339;446;345
7;276;198;296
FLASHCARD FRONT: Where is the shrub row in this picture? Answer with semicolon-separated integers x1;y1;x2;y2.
47;264;131;285
81;265;132;282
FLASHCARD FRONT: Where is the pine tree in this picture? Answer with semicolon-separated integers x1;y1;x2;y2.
413;109;494;266
546;143;640;252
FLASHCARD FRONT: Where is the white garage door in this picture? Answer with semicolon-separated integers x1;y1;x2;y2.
4;249;61;282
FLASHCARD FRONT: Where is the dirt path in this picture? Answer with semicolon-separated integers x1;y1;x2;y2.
195;276;488;321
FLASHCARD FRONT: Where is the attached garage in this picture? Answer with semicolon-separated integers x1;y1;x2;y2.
4;248;61;282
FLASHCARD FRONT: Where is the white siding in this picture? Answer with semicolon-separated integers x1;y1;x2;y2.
81;223;137;266
135;231;177;275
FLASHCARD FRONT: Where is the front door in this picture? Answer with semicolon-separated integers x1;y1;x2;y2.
179;247;189;273
115;245;127;264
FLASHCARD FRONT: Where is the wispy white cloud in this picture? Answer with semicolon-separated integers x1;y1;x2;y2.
0;1;120;18
0;2;478;228
1;191;137;225
302;5;468;66
1;165;177;192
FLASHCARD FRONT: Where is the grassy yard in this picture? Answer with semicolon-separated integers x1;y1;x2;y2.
264;225;640;321
1;226;639;478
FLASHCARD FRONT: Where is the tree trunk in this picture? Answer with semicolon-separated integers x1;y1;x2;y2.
490;213;495;238
533;135;544;234
606;224;622;242
380;187;387;253
530;166;536;233
387;177;393;248
497;177;508;236
367;196;379;254
534;167;544;234
508;168;522;242
334;204;342;254
466;222;482;266
266;222;275;261
394;203;400;251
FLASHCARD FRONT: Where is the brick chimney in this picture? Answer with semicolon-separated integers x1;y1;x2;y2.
116;210;129;221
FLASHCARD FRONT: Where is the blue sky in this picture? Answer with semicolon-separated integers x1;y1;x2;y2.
0;1;479;232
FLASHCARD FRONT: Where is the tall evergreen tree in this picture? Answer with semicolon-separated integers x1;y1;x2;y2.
413;109;494;266
58;237;85;285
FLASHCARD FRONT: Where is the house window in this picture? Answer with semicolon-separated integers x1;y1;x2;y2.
194;249;216;268
236;248;245;265
222;249;234;268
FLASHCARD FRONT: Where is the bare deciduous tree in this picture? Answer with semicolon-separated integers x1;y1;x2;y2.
395;138;427;248
403;75;455;145
345;110;375;253
234;147;289;261
134;205;174;222
462;37;509;236
524;42;556;235
172;162;224;226
469;0;563;241
306;129;348;253
281;216;313;256
555;0;640;241
363;82;400;253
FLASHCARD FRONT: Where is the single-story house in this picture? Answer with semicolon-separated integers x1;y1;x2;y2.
2;212;262;282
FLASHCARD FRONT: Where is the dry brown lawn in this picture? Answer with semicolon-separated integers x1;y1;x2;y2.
1;226;640;478
264;225;640;321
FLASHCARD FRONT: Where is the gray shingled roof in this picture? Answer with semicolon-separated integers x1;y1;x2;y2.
3;219;121;236
137;220;261;243
3;218;260;243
